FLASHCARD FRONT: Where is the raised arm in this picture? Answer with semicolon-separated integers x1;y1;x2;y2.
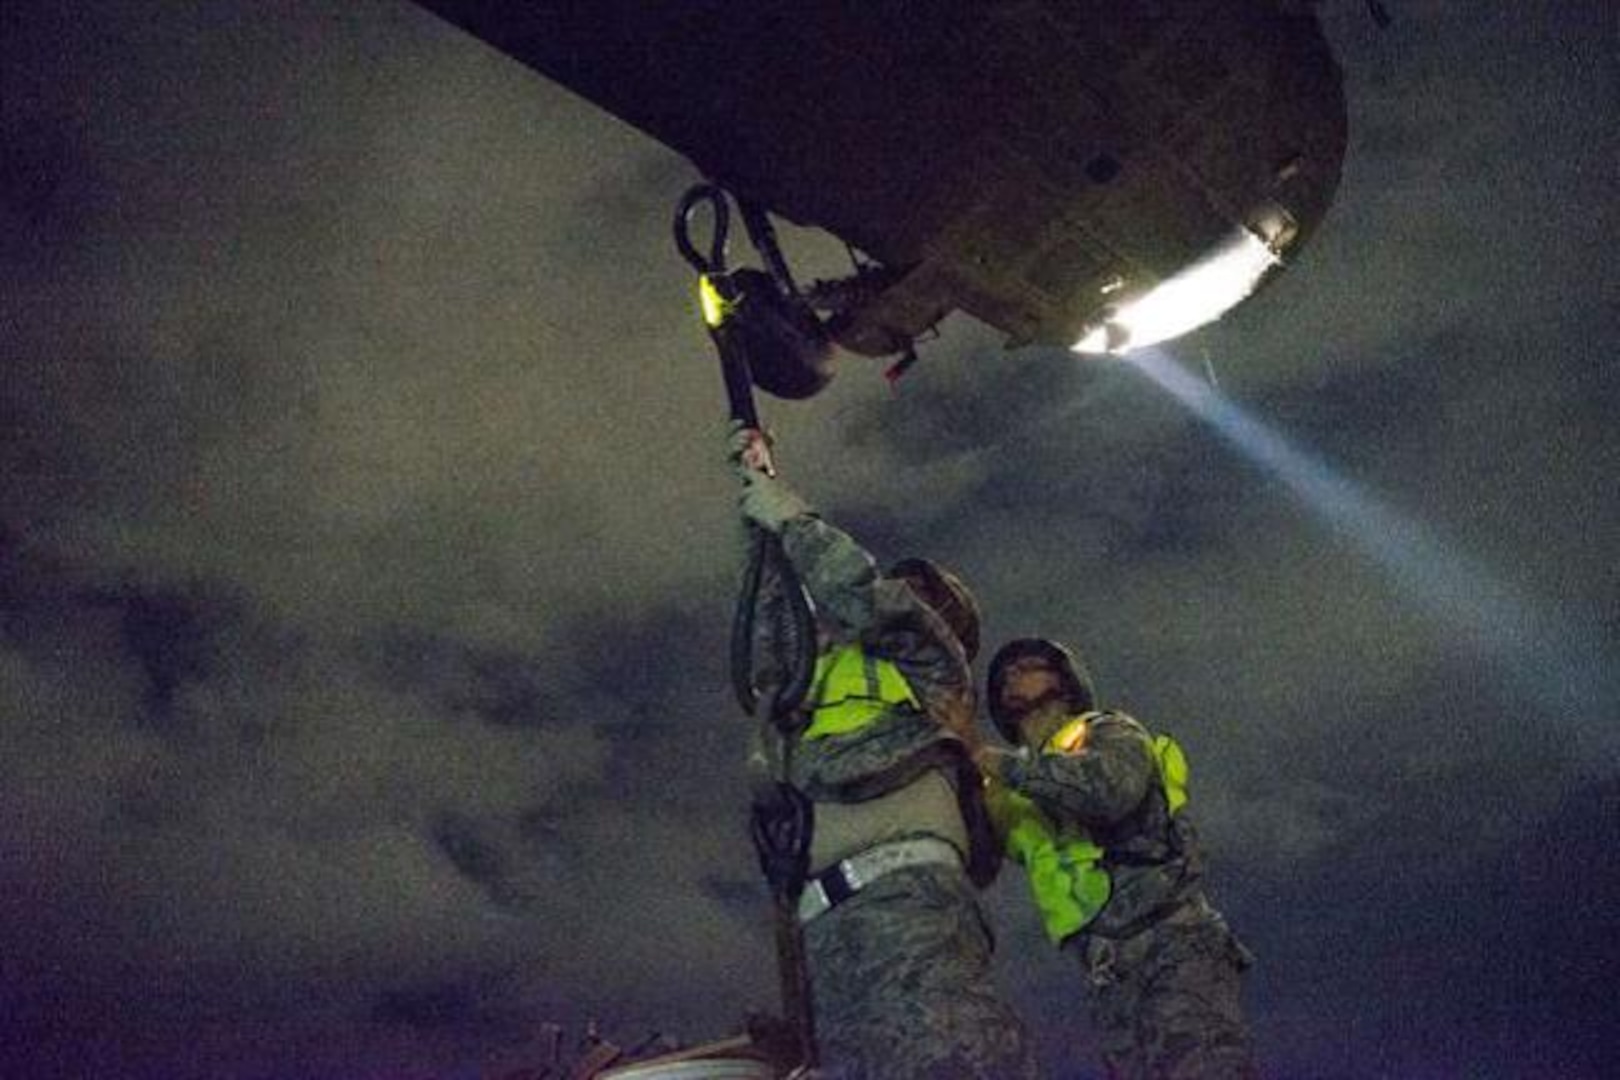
779;514;970;706
729;430;970;713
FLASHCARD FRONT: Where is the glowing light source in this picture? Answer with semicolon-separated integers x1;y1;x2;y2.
698;274;733;328
1073;230;1281;355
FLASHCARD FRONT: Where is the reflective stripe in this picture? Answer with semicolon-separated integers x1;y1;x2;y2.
802;644;920;740
698;274;736;328
796;836;963;923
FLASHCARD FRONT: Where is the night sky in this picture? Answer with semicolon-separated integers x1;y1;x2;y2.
3;3;1618;1079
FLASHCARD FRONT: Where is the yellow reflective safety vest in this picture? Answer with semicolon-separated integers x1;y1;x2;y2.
991;713;1189;944
802;644;921;740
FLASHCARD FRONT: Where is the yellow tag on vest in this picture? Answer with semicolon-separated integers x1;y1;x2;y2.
1045;712;1102;755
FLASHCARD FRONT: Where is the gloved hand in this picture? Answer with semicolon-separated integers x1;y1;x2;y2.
972;742;1031;786
738;471;812;534
725;417;774;481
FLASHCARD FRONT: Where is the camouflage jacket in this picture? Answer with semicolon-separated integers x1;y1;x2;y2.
1005;710;1207;939
775;514;997;883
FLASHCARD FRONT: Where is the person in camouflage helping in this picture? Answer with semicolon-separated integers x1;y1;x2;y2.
979;637;1255;1080
730;427;1039;1080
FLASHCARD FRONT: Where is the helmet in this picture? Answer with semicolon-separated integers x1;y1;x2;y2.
986;637;1097;743
888;557;981;662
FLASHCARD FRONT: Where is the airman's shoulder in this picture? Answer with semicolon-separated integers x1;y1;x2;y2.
1085;709;1155;746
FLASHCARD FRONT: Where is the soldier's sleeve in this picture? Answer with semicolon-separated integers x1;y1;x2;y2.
778;514;969;705
1007;712;1156;828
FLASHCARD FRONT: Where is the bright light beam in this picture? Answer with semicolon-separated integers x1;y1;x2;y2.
1118;346;1618;750
1075;230;1280;355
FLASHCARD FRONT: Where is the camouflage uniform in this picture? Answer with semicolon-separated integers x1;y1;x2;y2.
777;514;1039;1080
1002;709;1255;1080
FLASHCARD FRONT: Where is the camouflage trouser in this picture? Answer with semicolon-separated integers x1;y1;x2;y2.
802;863;1040;1080
1074;904;1256;1080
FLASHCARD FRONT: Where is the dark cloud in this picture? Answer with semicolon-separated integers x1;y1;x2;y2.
372;974;535;1037
839;345;1104;466
370;631;555;730
113;586;218;725
433;812;517;894
817;343;1257;574
375;981;486;1030
699;873;769;925
0;112;101;246
1239;773;1620;1079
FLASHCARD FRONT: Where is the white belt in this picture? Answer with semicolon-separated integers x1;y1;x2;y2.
796;836;964;924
